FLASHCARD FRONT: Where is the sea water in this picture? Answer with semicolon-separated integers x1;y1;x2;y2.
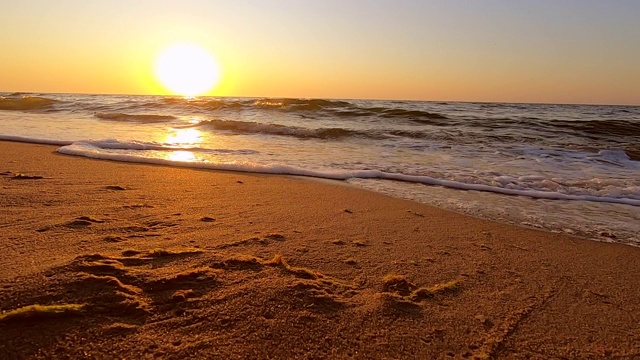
1;93;639;245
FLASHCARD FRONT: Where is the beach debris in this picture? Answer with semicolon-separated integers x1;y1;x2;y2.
343;209;353;214
200;216;216;222
105;185;126;190
236;180;243;184
330;239;346;245
353;240;368;247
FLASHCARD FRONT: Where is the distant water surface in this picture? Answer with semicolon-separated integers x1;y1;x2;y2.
1;93;639;245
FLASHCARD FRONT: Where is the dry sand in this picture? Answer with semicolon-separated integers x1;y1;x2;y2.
1;140;639;359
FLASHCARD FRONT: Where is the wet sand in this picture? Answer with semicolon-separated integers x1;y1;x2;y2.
1;140;639;359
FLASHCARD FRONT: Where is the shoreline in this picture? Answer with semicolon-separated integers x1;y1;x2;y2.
4;137;636;247
1;140;640;358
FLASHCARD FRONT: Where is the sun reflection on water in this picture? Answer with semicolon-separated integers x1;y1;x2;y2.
168;150;196;162
164;128;203;162
166;128;202;145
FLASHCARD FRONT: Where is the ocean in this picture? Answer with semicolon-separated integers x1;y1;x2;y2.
1;93;639;245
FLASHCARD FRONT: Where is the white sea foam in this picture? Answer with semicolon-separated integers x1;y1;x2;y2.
0;134;72;146
57;140;640;207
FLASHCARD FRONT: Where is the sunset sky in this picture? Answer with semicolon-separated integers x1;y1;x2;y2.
1;0;639;104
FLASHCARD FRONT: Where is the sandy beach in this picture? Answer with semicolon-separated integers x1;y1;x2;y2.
1;140;639;359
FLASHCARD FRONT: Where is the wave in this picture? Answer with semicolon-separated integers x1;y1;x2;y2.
386;130;452;140
259;100;451;121
192;119;372;139
624;145;640;161
161;97;245;110
59;140;259;156
94;112;177;123
254;98;353;111
191;119;459;141
0;134;72;146
376;108;449;120
250;99;450;122
552;119;640;138
2;133;636;207
156;97;450;122
55;140;640;207
0;96;59;111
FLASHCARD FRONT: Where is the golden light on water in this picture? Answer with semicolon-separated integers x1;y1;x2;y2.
166;128;202;145
168;150;196;162
165;128;201;162
154;43;221;97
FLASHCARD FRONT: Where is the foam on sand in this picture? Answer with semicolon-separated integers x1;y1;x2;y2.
56;140;640;207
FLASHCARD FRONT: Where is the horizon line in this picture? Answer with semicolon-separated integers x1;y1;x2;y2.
1;89;638;107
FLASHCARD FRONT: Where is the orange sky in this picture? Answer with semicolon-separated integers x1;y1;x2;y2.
1;1;639;105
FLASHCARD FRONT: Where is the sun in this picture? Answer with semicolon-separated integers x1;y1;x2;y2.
154;43;221;97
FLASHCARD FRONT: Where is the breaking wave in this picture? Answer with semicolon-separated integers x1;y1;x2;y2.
190;119;458;140
552;119;640;138
156;97;450;122
95;112;177;123
253;98;353;111
0;96;59;111
192;119;371;139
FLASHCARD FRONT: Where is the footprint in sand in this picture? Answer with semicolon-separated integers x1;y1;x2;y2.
66;216;105;228
379;274;464;306
37;216;104;232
